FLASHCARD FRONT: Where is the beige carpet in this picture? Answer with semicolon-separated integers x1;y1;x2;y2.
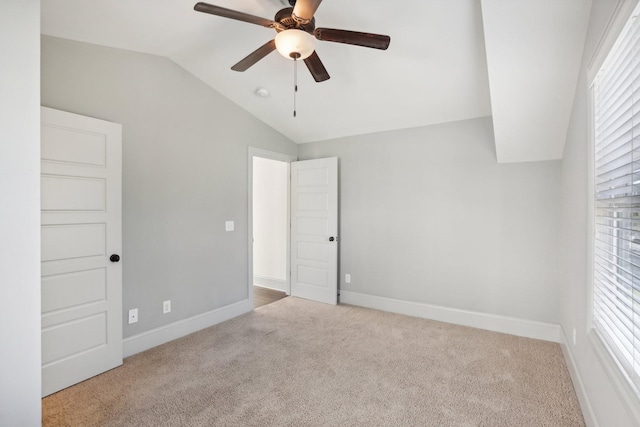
43;297;584;426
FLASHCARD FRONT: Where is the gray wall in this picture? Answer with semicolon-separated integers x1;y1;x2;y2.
299;117;561;324
0;1;41;425
41;36;297;337
560;0;640;425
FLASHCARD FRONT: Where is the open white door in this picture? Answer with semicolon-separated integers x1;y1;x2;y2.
40;107;123;396
290;157;338;305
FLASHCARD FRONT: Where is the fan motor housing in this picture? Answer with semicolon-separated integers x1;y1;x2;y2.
275;7;315;33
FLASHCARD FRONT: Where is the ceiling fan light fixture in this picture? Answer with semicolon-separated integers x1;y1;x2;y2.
275;29;315;60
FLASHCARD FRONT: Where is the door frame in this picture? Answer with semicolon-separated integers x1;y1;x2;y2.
247;147;297;306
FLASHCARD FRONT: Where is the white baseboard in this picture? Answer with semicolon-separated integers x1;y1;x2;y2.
559;328;599;427
253;275;287;292
123;299;252;357
339;291;561;343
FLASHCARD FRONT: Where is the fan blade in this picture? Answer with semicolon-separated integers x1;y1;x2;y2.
293;0;323;22
194;2;276;28
304;51;330;82
314;28;390;50
231;40;277;72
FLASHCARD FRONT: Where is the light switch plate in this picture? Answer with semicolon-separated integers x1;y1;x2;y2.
225;221;234;232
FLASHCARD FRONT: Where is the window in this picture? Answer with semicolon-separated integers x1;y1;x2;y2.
592;4;640;393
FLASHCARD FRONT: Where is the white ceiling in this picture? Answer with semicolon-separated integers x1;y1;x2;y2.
41;0;591;163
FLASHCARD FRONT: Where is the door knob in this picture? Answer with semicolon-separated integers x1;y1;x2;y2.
329;237;335;242
110;254;120;263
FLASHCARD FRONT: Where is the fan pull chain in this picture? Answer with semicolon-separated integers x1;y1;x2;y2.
293;55;298;118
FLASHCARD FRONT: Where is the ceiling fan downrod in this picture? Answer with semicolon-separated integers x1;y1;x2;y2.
292;52;300;118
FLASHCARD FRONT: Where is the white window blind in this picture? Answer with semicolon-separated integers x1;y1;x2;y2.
593;6;640;391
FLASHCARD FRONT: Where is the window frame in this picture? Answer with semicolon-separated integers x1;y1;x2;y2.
587;0;640;420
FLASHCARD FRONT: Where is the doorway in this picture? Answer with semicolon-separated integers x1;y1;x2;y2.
248;148;296;308
247;149;339;308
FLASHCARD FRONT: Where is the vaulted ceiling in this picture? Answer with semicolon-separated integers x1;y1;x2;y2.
41;0;592;163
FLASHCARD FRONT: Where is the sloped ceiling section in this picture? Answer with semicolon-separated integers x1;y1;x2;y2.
481;0;592;163
41;0;592;163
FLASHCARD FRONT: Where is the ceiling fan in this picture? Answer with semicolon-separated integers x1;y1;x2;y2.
194;0;391;82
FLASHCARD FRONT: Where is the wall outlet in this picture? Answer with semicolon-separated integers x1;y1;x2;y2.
163;300;171;314
572;327;577;345
128;308;138;324
225;221;234;232
345;274;351;283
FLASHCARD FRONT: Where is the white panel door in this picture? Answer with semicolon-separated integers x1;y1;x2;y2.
290;158;338;305
41;107;123;396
